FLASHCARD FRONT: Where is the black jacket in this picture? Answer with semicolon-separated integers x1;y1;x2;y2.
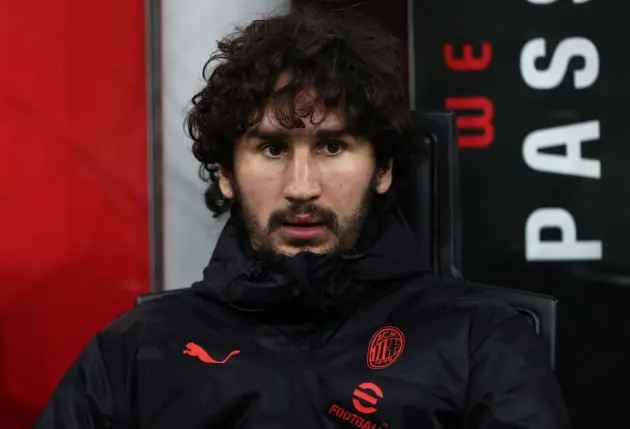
36;211;571;428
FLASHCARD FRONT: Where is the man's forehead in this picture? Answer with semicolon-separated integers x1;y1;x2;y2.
253;111;349;135
249;72;354;136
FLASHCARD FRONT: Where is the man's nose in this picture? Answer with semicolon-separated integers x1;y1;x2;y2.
283;148;322;203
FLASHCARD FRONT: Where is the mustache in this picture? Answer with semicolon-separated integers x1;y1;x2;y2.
267;202;338;232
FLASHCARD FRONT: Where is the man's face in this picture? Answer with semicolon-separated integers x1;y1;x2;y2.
219;105;392;257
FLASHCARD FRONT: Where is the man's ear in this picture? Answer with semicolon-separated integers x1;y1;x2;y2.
218;167;234;198
375;159;393;194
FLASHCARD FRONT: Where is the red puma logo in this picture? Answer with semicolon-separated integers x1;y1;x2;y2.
182;342;240;364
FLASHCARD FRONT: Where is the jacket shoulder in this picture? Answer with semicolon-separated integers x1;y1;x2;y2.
399;275;526;344
408;275;518;316
101;288;197;344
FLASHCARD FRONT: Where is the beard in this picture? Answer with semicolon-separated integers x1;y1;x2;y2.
231;179;378;258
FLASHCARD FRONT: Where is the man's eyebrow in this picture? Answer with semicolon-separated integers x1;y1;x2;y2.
245;129;285;141
314;128;352;139
245;127;352;140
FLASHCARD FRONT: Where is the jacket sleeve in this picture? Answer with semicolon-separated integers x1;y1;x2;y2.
34;334;126;429
466;313;572;429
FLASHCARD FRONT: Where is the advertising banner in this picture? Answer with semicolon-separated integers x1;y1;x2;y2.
413;1;630;427
0;1;149;425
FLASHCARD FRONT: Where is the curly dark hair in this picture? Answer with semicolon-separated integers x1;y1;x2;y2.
185;6;424;217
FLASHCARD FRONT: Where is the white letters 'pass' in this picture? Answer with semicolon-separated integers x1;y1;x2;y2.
520;37;599;90
523;121;601;178
526;208;602;261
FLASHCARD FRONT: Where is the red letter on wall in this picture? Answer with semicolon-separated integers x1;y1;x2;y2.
445;97;495;148
444;43;493;71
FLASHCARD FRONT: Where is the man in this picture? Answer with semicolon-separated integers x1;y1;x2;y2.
36;7;570;429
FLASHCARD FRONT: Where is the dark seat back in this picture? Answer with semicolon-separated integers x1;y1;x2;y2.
399;112;462;278
400;111;557;368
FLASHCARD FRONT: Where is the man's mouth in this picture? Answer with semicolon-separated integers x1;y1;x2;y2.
280;215;326;240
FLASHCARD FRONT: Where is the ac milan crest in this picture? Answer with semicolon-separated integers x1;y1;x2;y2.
367;326;405;369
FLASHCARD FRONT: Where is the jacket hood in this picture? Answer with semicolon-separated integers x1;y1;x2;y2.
191;209;429;318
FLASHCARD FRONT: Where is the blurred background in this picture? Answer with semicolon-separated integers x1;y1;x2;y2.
1;0;628;427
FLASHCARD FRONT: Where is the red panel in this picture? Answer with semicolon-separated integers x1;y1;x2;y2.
0;1;149;426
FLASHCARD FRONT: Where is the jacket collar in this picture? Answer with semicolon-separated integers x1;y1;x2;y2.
192;209;429;318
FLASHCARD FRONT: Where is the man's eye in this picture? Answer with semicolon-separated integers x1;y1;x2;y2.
260;144;285;158
321;141;344;155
